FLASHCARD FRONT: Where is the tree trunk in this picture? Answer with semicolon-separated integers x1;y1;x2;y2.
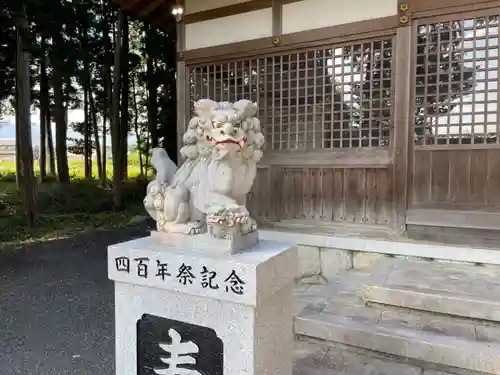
89;90;103;183
63;77;71;181
53;60;69;183
132;77;143;176
146;25;158;148
46;103;56;176
39;36;48;182
102;116;107;179
111;14;123;208
16;10;36;226
86;52;103;183
83;78;91;178
102;0;111;181
15;82;21;190
120;14;129;180
83;24;91;179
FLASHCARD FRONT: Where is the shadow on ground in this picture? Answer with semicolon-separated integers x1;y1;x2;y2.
0;223;150;375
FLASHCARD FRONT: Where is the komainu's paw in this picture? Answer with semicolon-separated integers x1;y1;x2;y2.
206;206;249;227
162;220;206;235
240;216;257;235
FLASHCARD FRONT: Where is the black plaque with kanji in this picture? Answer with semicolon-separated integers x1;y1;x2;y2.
137;314;224;375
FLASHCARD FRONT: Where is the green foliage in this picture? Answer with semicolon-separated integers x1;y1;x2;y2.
1;0;177;173
0;157;146;246
0;173;148;247
0;0;177;244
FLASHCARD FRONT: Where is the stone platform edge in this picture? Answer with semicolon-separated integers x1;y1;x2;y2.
260;229;500;265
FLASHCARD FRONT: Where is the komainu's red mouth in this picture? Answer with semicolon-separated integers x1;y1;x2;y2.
216;139;240;145
207;136;247;147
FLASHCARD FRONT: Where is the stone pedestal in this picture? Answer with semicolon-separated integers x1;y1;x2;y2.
108;235;296;375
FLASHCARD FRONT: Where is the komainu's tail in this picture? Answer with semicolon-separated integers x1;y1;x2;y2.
150;147;178;185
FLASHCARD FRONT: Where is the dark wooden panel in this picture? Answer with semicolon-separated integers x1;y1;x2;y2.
412;150;431;204
247;167;270;218
283;168;293;219
448;150;470;202
332;169;345;221
268;166;284;220
321;168;334;221
302;168;313;220
470;150;488;204
487;149;500;206
258;167;270;217
365;168;378;225
430;150;450;202
377;168;393;226
292;169;303;219
411;148;500;207
249;167;392;225
407;208;500;231
344;169;365;224
311;168;323;221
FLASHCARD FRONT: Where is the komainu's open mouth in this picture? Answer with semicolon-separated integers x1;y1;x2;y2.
207;136;247;147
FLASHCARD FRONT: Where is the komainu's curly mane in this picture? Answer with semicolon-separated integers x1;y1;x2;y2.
179;99;265;163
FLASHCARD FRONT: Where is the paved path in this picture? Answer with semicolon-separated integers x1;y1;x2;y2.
0;226;148;375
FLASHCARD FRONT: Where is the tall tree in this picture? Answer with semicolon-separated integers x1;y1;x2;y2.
101;0;112;179
146;25;158;148
111;12;124;208
39;36;49;181
16;7;36;226
52;39;70;183
81;5;92;179
120;13;129;180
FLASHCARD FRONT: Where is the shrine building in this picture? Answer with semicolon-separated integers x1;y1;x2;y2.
115;0;500;279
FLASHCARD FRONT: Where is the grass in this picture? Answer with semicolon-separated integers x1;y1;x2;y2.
0;157;144;180
0;155;151;249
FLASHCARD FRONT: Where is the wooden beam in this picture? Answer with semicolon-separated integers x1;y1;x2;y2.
258;148;392;168
391;25;412;234
272;0;283;37
409;0;500;15
138;0;165;17
416;143;500;151
407;208;500;231
184;0;273;24
119;0;144;11
184;16;398;64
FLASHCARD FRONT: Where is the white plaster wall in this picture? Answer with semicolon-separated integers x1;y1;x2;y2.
282;0;398;34
185;0;253;14
185;8;273;50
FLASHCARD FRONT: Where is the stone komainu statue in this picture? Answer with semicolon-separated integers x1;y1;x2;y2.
144;99;265;239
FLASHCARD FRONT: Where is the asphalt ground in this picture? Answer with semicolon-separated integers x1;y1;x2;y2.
0;224;150;375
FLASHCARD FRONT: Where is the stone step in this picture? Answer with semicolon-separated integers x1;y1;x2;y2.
364;258;500;322
364;284;500;322
293;340;431;375
295;312;500;374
